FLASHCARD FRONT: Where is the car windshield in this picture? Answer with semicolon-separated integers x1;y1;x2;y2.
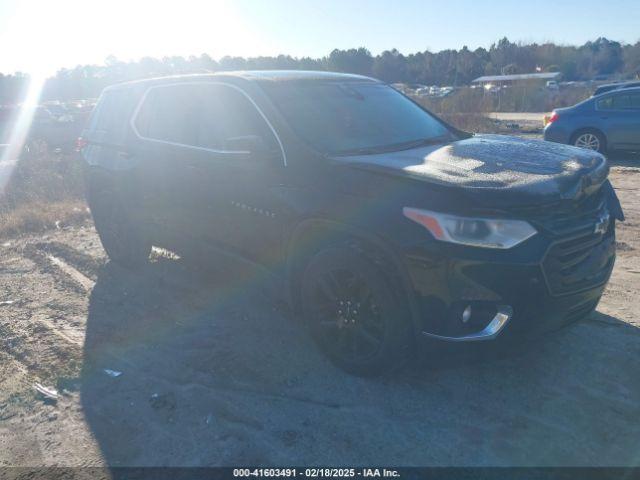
260;81;452;155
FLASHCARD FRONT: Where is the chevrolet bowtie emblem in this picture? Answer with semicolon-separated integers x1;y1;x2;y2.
594;212;610;235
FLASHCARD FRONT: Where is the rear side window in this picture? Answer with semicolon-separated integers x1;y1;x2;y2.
88;88;138;143
597;93;640;110
134;85;200;145
133;83;275;151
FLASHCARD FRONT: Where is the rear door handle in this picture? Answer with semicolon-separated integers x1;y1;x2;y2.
117;150;133;159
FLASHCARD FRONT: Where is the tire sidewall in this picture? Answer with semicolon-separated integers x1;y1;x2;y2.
300;245;412;376
88;179;150;267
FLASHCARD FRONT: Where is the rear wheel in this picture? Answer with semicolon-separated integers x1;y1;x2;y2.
88;180;151;268
300;245;413;376
572;129;606;154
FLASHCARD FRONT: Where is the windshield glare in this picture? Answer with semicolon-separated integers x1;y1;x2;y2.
261;81;450;155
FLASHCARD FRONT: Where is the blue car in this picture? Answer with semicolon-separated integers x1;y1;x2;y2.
544;86;640;153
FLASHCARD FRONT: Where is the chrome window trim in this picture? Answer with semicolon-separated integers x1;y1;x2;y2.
129;81;288;166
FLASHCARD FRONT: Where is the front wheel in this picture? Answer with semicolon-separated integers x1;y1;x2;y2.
572;130;606;154
300;246;413;376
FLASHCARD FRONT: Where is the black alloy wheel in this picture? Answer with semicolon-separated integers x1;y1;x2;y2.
301;246;412;376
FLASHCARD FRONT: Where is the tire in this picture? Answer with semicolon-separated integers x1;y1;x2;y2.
572;129;607;154
88;180;151;268
300;245;413;376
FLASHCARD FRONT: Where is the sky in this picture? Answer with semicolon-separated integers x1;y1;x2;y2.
0;0;639;76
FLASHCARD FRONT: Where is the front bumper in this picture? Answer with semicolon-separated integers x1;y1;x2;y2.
402;225;615;342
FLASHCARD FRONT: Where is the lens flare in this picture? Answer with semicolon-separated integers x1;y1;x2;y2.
0;73;46;194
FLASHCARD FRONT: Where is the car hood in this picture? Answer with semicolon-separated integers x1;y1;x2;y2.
334;134;609;207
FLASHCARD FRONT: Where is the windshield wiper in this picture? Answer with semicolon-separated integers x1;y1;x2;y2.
333;135;451;156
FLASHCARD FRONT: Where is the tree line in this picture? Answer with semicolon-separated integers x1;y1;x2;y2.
1;37;639;103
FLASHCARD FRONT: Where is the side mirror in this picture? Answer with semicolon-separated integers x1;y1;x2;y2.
225;135;270;156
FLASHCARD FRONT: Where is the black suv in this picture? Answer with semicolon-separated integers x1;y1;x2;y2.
81;71;623;375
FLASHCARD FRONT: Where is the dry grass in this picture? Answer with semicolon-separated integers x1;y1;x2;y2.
0;200;89;238
414;84;593;133
415;90;500;133
438;113;501;134
0;141;89;239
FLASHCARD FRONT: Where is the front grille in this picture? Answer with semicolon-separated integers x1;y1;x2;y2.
542;222;615;296
514;188;607;237
513;187;616;296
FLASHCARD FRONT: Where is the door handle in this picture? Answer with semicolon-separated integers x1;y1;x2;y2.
117;150;133;159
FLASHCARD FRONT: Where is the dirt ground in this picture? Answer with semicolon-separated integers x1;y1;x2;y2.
0;156;639;469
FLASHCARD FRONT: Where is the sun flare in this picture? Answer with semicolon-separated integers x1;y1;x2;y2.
0;73;45;193
0;0;266;77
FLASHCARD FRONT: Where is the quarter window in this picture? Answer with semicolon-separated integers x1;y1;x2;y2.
134;83;275;151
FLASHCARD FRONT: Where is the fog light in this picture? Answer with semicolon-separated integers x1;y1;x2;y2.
462;305;472;323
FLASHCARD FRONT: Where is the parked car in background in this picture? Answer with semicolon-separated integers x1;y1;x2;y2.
544;86;640;153
42;101;74;123
593;81;640;97
415;85;455;98
82;71;622;375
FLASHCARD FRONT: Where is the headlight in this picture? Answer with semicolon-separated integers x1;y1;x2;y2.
403;207;537;249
